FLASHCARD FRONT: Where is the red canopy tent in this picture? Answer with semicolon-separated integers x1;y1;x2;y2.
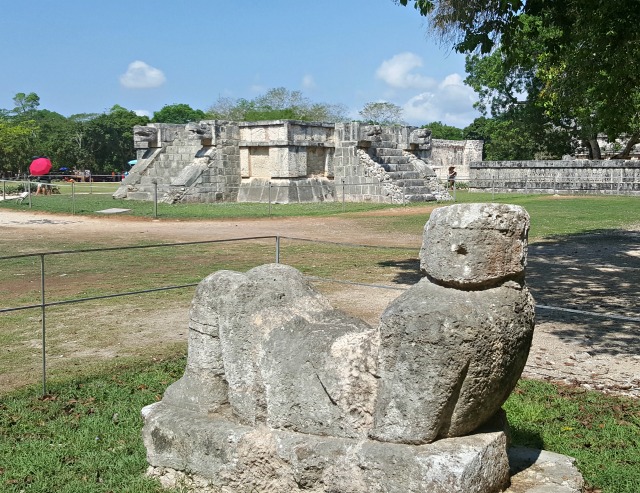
29;157;52;176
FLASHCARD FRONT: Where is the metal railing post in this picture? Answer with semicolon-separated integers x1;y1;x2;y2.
453;179;457;202
153;180;158;218
268;182;272;217
2;180;5;200
275;236;280;264
402;183;406;206
27;180;32;208
491;174;495;200
40;254;47;396
342;178;345;212
71;181;76;215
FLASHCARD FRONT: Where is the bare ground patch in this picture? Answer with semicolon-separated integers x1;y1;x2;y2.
1;209;638;397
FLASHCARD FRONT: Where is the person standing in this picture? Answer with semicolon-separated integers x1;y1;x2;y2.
447;166;457;189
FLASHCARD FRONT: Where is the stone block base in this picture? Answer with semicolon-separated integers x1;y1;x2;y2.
142;402;510;493
236;177;335;203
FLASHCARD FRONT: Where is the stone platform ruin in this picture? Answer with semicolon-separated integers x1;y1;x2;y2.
114;121;483;204
141;203;583;492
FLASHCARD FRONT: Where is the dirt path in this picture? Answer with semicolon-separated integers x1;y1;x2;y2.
1;208;638;398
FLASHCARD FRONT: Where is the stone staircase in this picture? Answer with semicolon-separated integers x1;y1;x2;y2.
369;145;439;202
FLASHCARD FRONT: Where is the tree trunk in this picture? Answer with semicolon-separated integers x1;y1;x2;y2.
612;132;640;159
587;137;602;159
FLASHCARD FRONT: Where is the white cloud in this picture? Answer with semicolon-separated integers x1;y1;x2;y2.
302;74;315;89
119;61;166;89
401;73;479;127
376;52;437;90
134;109;151;117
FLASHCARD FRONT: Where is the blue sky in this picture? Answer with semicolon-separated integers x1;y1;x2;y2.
0;0;480;127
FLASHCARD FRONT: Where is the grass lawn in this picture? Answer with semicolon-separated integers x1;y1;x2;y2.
1;192;639;492
1;358;638;493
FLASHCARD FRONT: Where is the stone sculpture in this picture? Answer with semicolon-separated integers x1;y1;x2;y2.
409;127;432;148
142;203;535;492
186;122;213;141
133;125;160;148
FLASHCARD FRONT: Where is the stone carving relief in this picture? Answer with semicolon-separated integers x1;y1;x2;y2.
133;125;160;149
185;122;213;142
141;203;535;492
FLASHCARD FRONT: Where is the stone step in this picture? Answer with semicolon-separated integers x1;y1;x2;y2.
404;193;436;202
375;148;404;157
378;156;411;165
395;179;428;187
386;163;416;172
404;186;432;194
369;142;397;150
388;171;420;180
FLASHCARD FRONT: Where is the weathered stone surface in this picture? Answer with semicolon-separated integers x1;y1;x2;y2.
261;317;378;438
143;203;544;492
505;447;585;493
420;203;530;288
166;263;379;437
371;277;535;444
185;122;213;141
142;402;510;493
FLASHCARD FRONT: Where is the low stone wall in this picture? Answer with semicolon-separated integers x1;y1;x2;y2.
470;160;640;195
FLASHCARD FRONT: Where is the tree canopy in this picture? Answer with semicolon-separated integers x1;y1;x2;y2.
358;102;404;125
398;0;640;158
422;121;464;140
208;88;348;122
0;96;149;176
152;104;207;124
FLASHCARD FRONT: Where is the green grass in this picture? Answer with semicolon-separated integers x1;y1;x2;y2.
1;359;638;492
347;192;640;240
1;192;639;491
506;379;640;493
0;186;402;219
0;357;185;493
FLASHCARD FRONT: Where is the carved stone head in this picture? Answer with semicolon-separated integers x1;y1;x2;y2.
186;122;213;141
133;125;160;149
410;128;432;146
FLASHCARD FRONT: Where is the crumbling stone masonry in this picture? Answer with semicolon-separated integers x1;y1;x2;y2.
114;120;483;204
140;203;553;493
470;159;640;195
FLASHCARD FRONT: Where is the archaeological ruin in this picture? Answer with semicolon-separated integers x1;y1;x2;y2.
113;121;483;204
140;203;584;493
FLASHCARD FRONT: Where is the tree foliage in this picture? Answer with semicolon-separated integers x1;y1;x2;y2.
152;104;207;124
0;96;149;176
398;0;640;157
208;88;348;122
358;102;404;125
423;121;464;140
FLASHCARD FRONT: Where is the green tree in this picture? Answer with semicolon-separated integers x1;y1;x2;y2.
358;102;404;125
12;92;41;117
397;0;640;157
152;104;207;124
82;105;149;174
0;118;37;176
423;121;464;140
208;88;348;122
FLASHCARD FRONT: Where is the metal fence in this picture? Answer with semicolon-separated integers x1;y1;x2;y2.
2;235;639;397
1;178;444;218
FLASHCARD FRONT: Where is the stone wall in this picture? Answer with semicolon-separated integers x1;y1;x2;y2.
470;160;640;195
430;139;483;182
114;120;478;204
